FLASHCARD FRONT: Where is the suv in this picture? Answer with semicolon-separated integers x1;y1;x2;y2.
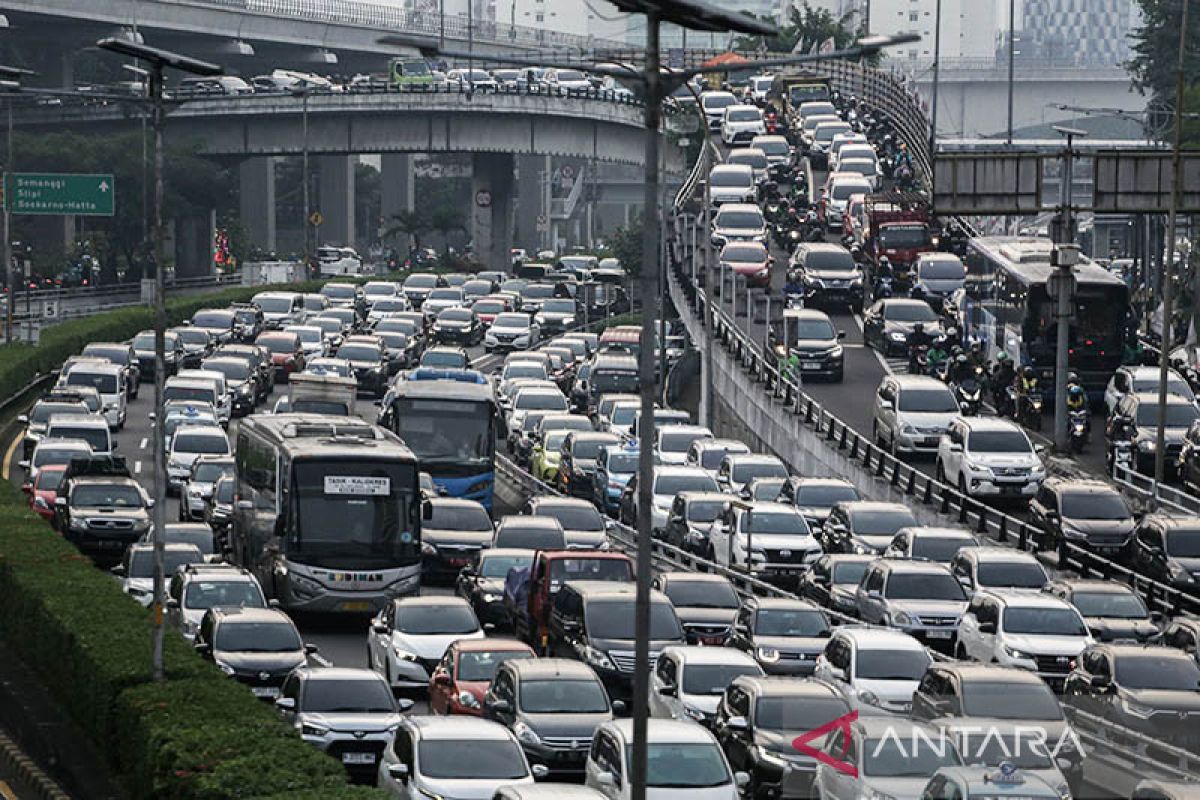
773;308;846;382
179;454;234;522
956;590;1092;688
1104;364;1195;416
367;596;485;691
856;559;967;649
1042;578;1161;643
662;491;729;554
166;563;269;641
112;542;204;606
715;454;788;495
585;718;745;799
166;424;230;493
797;554;873;616
194;606;314;699
777;477;860;530
727;596;832;676
949;547;1049;596
81;342;141;398
787;242;863;308
1130;514;1200;590
819;500;917;556
557;431;621;498
813;716;961;800
936;417;1045;500
55;474;152;559
420;497;495;581
883;526;979;562
649;646;762;727
58;361;127;430
522;496;610;550
705;501;821;579
483;658;616;779
620;465;719;534
714;675;850;799
1108;391;1199;475
18;396;89;460
813;627;932;715
44;413;112;456
1029;477;1135;555
650;572;740;646
872;375;958;456
709;203;767;248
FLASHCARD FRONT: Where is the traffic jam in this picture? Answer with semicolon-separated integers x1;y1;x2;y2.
12;70;1200;800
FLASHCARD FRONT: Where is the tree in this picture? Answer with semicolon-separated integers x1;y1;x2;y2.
1128;0;1200;142
609;218;643;278
383;208;432;252
732;2;867;59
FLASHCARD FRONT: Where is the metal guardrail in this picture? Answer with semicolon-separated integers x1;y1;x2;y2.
1064;706;1200;782
1113;463;1200;517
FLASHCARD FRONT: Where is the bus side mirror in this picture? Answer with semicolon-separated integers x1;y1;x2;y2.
422;500;433;521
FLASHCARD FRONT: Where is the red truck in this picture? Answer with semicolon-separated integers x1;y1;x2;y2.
863;192;934;291
504;549;634;651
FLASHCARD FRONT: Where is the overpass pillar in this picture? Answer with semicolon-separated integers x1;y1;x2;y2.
515;155;547;256
472;153;514;272
317;155;356;249
380;154;414;250
239;157;277;254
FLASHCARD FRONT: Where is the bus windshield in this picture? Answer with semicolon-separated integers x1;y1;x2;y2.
289;460;420;569
393;397;494;469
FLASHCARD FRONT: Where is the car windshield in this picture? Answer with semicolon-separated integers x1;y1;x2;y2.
955;733;1054;770
814;124;850;142
496;525;564;550
427;289;462;301
176;329;210;346
587;600;681;640
755;697;848;731
703;94;735;110
663;580;738;609
743;511;809;535
34;470;65;491
897;389;958;413
405;274;439;289
543;505;603;531
912;535;976;562
1115;654;1200;690
959;681;1063;719
30;403;85;424
850;509;917;536
456;650;533;682
205;360;251;381
795;484;860;507
543;299;575;313
886;572;966;601
256;296;294;313
214;480;234;503
234;309;260;324
128;548;200;578
686;499;726;523
722;244;766;262
474;300;505;315
417;740;529;780
571;438;613;460
678;663;758;696
755;139;789;156
302;679;394;713
831;561;870;585
1133;375;1194;399
977;560;1048;589
428;503;492;532
215;621;300;652
710;170;752;188
855;648;931;680
1002;607;1087;636
174;433;229;455
193;312;233;328
610;406;637;426
52;425;109;452
516;392;566;411
731;461;788;484
364;284;396;297
338;345;380;362
883;302;938;323
654;473;719;495
1166;527;1200;557
1060;492;1130;520
192;461;232;483
478;553;534;578
395;604;479;635
547;558;631;586
1070;590;1147;619
73;484;142;507
879;225;931;250
830;181;869;201
755;608;829;637
164;526;215;553
717;210;764;229
968;430;1032;453
606;452;640;472
377;333;406;349
184;580;265;610
33;447;89;468
372;299;407;312
699;447;741;469
439;308;472;323
257;336;296;354
792;319;836;340
661;431;709;453
66;371;118;394
421;351;466;368
1137;403;1199;428
322;285;356;299
83;346;129;364
919;258;965;280
520;678;609;712
312;318;341;334
728;109;761;122
627;743;730;789
863;735;960;778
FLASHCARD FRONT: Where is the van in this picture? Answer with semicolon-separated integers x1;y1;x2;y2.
44;414;113;456
252;291;303;329
163;377;222;417
175;369;231;425
587;354;639;410
60;361;127;429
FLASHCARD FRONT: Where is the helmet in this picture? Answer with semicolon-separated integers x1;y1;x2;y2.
970;340;982;352
997;350;1010;362
1022;366;1036;379
879;255;890;265
1068;384;1085;397
956;354;968;365
913;322;925;333
1067;371;1080;384
951;346;963;357
947;327;959;339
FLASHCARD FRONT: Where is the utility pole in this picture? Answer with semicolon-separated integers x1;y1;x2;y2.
1156;0;1190;484
1006;0;1015;145
1052;125;1084;454
929;0;941;180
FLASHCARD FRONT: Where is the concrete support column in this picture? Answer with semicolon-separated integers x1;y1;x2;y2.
515;155;545;255
471;152;514;272
317;155;355;248
380;154;415;251
239;156;277;254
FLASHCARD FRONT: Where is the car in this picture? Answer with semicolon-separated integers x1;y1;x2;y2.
58;359;129;430
714;675;850;799
648;646;762;727
206;476;234;540
718;241;772;289
55;474;152;559
653;424;714;467
1028;477;1135;555
699;90;738;129
813;627;932;715
796;554;873;616
856;559;967;650
821;174;874;229
214;342;274;399
585;718;748;799
883;526;979;563
912;252;966;302
650;572;740;646
1129;513;1200;590
725;146;770;185
368;596;486;690
523;496;610;550
706;501;822;580
750;134;792;177
81;342;141;398
166;563;268;641
873;375;959;457
529;428;572;484
738;477;787;502
922;763;1066;800
775;307;847;381
255;331;306;381
490;515;566;551
402;272;446;308
592;443;643;516
200;356;258;416
1163;616;1200;663
936;417;1046;500
720;104;766;145
533;298;578;336
685;438;751;481
179;454;234;521
819;500;918;556
277;666;410;781
813;716;961;800
158;401;219;455
194;606;314;700
486;312;541;352
112;542;204;606
707;163;757;206
430;307;483;345
726;596;833;676
283;324;329;360
483;658;617;779
416;345;470;371
715;453;788;495
22;463;66;521
776;477;861;531
253;291;304;329
362;280;401;306
420;497;495;581
661;491;729;554
166;424;230;493
429;638;536;716
956;589;1093;688
145;521;218;558
17;396;89;460
949;547;1050;596
456;548;534;626
835;157;880;190
230;303;267;342
710;203;767;248
862;298;946;357
808;120;853;166
1108;391;1200;475
557;431;621;498
620;465;720;533
1104;364;1196;417
131;329;185;380
1133;780;1200;800
189;307;237;344
337;336;390;397
377;716;545;797
171;326;214;369
1042;578;1162;643
1176;420;1200;493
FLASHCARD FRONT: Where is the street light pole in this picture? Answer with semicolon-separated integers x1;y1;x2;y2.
1052;126;1084;454
301;90;311;260
1006;0;1015;145
929;0;941;177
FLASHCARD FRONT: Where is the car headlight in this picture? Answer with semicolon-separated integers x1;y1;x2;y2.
1169;563;1194;583
857;689;881;706
901;424;918;435
1057;783;1072;800
182;621;199;637
421;541;437;556
889;332;907;341
756;645;780;664
513;721;541;746
457;691;481;709
301;722;329;736
581;645;615;671
1139;439;1157;452
33;496;48;510
1003;645;1030;660
69;517;87;531
964;460;991;474
482;593;499;603
754;745;788;767
890;610;913;626
216;661;237;676
392;646;420;662
829;344;844;358
1123;697;1156;718
682;704;707;722
238;384;252;395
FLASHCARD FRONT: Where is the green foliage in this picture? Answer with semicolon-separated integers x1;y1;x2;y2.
1129;0;1200;141
382;176;469;255
732;2;870;61
609;218;644;279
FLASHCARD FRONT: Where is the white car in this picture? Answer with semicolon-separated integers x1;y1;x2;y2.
166;424;230;491
316;246;364;276
1104;364;1196;416
815;716;961;800
366;297;411;326
367;597;486;690
378;716;545;798
832;142;878;172
746;74;774;103
725;147;770;185
115;542;203;606
642;466;720;533
709;203;767;247
956;589;1093;685
873;375;960;456
585;718;748;799
706;502;822;574
508;386;569;437
699;90;738;130
835;157;881;190
855;559;968;645
720;104;766;145
649;646;763;724
936;417;1046;500
685;438;751;481
543;67;591;94
714;453;788;495
707;164;756;207
283;325;328;360
60;361;127;429
175;369;232;425
813;627;932;715
949;547;1050;597
421;287;466;322
822;173;874;229
253;291;303;329
361;280;401;306
654;424;714;466
486;312;541;352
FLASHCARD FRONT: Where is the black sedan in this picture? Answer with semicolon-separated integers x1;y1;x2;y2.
431;307;484;346
862;298;945;357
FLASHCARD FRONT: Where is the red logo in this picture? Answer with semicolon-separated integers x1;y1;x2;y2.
791;710;859;778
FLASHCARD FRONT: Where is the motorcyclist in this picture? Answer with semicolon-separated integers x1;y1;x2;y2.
966;340;987;370
907;322;933;371
783;269;804;301
895;141;914;174
991;351;1017;413
949;352;974;385
1013;366;1039;419
874;256;895;298
927;335;950;374
1066;383;1088;413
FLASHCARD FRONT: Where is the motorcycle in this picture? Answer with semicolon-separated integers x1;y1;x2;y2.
1108;438;1134;475
908;344;929;376
954;371;985;415
1017;388;1044;431
1068;408;1090;453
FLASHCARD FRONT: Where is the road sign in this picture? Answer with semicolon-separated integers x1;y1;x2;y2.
475;189;492;208
667;48;684;69
536;214;548;232
309;211;324;226
4;173;114;217
932;153;1043;215
42;300;57;319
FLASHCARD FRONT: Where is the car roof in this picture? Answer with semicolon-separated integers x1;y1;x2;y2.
735;675;842;698
212;606;291;624
958;417;1027;433
530;496;596;510
661;645;758;666
900;526;975;539
498;515;563;529
934;663;1049;686
1048;578;1133;594
453;637;531;654
1097;643;1193;660
724;453;783;465
406;715;515;741
889;374;950;390
657;571;734;586
840;500;911;514
980;589;1071;609
393;595;474;609
1044;477;1124;494
653;465;712;478
875;559;954;575
507;657;596;679
607;718;716;744
734;501;802;515
965;546;1040;563
297;666;386;682
837;627;926;649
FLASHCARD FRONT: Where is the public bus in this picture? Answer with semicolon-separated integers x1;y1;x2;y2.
957;236;1131;396
231;414;423;613
378;368;498;509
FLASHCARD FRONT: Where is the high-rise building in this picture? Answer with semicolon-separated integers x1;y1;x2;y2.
867;0;997;61
1019;0;1140;67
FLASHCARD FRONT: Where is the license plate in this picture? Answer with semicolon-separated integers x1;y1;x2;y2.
699;636;724;645
1098;546;1120;554
801;362;821;370
342;752;376;765
252;686;279;698
927;630;952;639
448;557;469;567
339;601;372;612
999;485;1023;495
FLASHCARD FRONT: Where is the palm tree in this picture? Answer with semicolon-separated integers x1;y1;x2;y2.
383;208;430;253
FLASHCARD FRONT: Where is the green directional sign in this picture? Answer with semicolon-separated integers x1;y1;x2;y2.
4;172;115;216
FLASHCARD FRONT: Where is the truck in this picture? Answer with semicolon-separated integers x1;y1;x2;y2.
863;191;935;292
388;57;434;89
287;372;357;416
504;549;634;651
768;71;831;118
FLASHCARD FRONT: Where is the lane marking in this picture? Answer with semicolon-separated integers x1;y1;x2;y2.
0;428;19;483
852;312;894;375
139;437;148;450
310;652;333;667
134;461;142;474
0;780;17;800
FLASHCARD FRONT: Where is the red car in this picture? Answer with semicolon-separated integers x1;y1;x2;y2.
472;294;514;327
23;464;67;522
255;331;305;381
719;241;773;288
428;638;535;716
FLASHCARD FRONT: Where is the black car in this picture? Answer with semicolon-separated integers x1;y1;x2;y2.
1130;513;1200;590
861;298;945;357
200;356;257;416
650;572;740;646
132;329;185;381
772;308;845;382
797;554;873;616
534;297;579;335
556;431;621;498
726;596;831;676
1029;478;1135;556
715;675;850;799
374;330;411;375
431;307;484;346
777;477;861;531
1107;392;1199;476
194;607;315;700
419;346;470;371
1164;617;1200;664
787;242;864;308
420;498;495;582
1042;578;1162;643
214;343;274;401
662;491;729;554
335;336;389;398
456;548;535;626
230;303;266;342
819;500;918;555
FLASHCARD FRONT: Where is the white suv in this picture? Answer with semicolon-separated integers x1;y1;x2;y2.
648;645;762;724
720;104;766;145
949;547;1050;597
710;203;767;247
872;375;960;456
956;589;1093;687
937;417;1045;499
813;627;932;715
707;164;756;207
706;501;822;575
